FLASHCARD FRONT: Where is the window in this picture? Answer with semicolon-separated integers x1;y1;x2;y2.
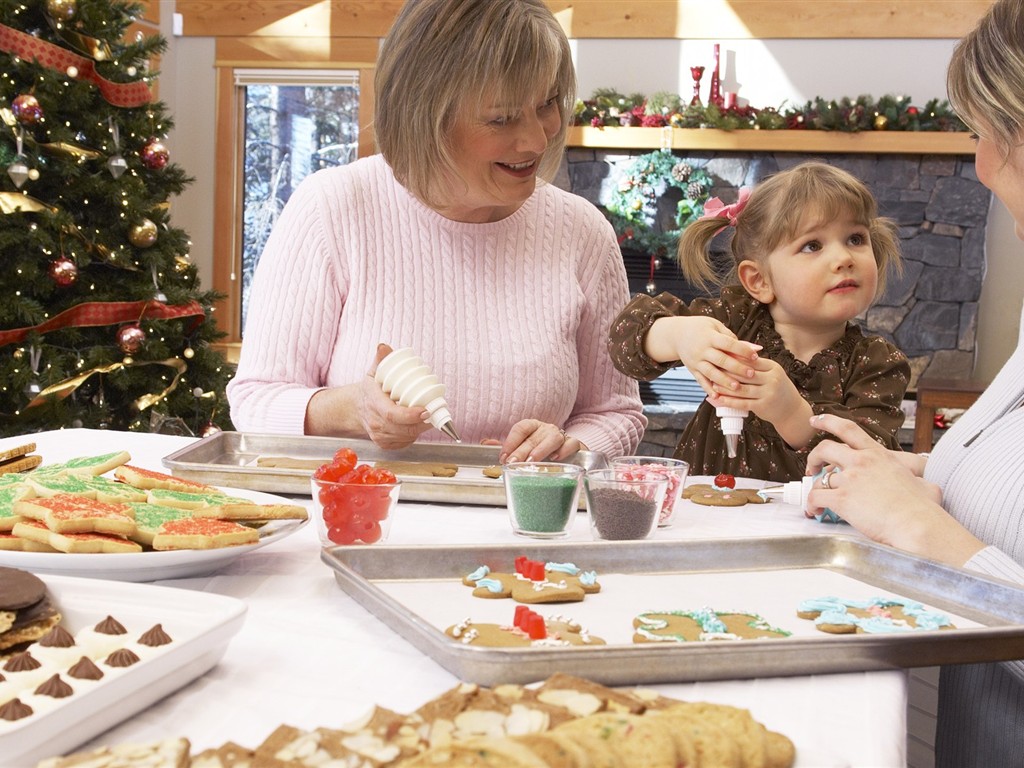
234;69;360;332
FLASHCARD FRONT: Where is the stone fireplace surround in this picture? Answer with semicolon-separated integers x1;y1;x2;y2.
556;146;989;455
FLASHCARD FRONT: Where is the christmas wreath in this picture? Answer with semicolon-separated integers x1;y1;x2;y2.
605;149;713;258
575;91;967;133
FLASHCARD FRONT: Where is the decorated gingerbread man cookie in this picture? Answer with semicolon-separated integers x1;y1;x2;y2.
633;608;791;643
683;474;768;507
462;557;600;604
797;596;955;634
446;606;605;648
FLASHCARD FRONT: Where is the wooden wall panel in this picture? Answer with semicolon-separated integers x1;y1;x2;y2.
545;1;992;39
178;0;994;40
176;1;403;39
214;37;378;67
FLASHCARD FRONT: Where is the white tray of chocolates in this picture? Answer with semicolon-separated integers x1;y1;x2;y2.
0;569;246;766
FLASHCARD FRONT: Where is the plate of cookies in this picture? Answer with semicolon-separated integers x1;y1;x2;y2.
0;566;246;766
0;451;309;582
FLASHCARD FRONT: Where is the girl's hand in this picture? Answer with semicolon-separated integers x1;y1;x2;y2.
500;420;583;463
709;357;813;446
804;414;983;567
649;316;760;395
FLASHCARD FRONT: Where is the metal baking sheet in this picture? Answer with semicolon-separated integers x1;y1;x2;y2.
321;536;1024;686
162;431;606;504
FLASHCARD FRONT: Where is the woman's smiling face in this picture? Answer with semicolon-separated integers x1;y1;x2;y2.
439;90;562;223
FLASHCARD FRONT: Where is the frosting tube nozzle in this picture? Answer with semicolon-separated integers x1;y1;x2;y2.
714;404;748;458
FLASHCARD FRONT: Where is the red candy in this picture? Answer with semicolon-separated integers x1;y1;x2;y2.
526;613;547;640
315;450;397;545
714;473;736;489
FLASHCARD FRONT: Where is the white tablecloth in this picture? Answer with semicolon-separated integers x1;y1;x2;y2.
4;430;907;767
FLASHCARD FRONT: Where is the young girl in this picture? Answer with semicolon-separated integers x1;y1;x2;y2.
608;161;910;482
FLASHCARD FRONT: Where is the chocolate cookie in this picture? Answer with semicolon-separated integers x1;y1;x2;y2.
0;566;46;610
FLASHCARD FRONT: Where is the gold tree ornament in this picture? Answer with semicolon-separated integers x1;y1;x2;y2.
46;0;78;22
128;218;158;247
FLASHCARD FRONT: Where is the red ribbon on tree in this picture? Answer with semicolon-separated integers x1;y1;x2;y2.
0;300;205;348
0;23;152;108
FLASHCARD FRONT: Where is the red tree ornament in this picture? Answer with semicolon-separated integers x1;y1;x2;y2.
48;257;78;287
12;94;43;126
139;137;169;170
116;324;146;354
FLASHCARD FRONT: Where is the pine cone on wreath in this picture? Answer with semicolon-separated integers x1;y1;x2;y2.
672;162;692;183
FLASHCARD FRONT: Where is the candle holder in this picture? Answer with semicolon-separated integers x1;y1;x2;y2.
690;66;705;106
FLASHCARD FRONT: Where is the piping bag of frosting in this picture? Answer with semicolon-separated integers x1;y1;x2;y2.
374;347;462;442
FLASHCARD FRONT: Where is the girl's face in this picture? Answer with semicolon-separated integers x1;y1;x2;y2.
439;89;562;223
974;128;1024;240
747;213;879;331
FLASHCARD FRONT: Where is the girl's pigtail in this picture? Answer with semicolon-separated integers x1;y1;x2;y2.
678;217;730;293
678;188;752;294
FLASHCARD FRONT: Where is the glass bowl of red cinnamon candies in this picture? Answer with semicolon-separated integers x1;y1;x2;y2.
312;448;400;546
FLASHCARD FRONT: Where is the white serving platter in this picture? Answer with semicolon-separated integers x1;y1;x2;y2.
0;574;246;767
0;488;308;582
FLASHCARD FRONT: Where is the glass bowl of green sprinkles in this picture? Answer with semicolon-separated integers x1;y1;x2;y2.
503;461;584;538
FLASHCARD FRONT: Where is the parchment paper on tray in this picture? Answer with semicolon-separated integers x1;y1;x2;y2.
162;431;607;503
321;536;1024;686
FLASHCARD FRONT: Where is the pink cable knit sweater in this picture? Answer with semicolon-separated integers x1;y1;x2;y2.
226;155;645;458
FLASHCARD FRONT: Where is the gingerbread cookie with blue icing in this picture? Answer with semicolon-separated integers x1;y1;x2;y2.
462;556;600;604
797;596;955;634
633;608;791;643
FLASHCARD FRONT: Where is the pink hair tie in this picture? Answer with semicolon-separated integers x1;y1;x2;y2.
700;187;751;227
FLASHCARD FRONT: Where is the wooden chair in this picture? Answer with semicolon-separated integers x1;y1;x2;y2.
913;377;988;452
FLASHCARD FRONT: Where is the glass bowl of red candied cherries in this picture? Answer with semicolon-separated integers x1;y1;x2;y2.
311;448;401;546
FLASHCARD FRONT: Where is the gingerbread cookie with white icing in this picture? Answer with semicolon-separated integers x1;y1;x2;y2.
797;596;955;634
683;474;768;507
462;557;600;604
633;608;791;643
446;606;605;648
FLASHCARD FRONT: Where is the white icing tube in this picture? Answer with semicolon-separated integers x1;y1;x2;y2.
757;469;843;522
374;347;461;442
714;404;748;458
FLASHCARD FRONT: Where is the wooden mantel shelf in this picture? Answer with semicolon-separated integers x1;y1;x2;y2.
567;126;975;155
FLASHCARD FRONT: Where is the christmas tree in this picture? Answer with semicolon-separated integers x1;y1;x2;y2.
0;0;233;436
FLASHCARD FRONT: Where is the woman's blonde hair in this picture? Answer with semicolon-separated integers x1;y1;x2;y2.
678;161;902;298
947;0;1024;159
374;0;576;208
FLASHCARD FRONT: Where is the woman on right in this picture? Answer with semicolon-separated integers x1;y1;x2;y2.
806;1;1024;762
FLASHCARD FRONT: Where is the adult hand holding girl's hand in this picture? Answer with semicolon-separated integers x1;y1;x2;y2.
805;414;983;567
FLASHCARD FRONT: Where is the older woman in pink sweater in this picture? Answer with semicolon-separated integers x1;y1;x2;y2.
226;0;645;462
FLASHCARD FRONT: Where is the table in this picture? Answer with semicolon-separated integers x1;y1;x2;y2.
4;430;908;767
913;377;987;452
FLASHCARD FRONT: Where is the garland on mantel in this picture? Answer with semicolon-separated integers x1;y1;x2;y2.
574;91;968;133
